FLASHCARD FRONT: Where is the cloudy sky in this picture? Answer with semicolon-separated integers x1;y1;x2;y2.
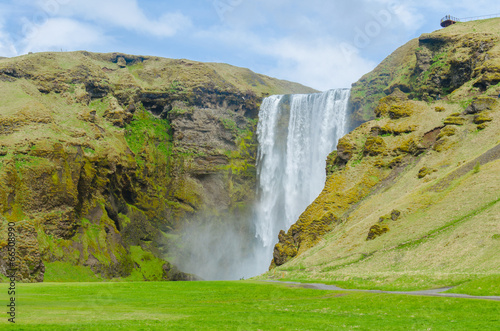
1;0;499;90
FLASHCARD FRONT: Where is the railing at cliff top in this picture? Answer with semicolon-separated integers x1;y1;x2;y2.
460;13;500;22
441;13;500;27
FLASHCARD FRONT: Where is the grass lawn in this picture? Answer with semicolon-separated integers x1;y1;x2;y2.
0;281;499;330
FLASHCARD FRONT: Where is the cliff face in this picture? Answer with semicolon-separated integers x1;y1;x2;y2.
270;18;500;285
0;51;316;282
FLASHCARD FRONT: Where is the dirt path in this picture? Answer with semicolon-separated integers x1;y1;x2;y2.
264;281;500;301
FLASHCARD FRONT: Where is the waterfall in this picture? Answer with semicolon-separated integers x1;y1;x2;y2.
170;88;350;280
252;88;350;271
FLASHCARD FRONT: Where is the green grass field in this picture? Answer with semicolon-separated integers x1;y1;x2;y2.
1;281;498;330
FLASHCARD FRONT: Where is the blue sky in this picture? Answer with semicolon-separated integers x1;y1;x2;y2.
0;0;499;90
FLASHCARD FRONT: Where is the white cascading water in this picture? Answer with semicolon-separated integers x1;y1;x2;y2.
252;88;350;272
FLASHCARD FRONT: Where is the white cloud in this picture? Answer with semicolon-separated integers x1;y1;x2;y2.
21;18;106;53
198;0;431;89
0;5;18;57
149;12;192;37
0;25;18;57
390;2;425;30
3;0;191;56
56;0;192;37
196;28;375;90
257;38;376;90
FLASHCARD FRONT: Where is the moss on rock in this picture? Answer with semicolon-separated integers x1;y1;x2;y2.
388;104;414;119
347;19;500;127
418;167;436;179
0;219;45;282
398;137;423;155
473;112;493;124
364;137;387;156
444;115;466;126
374;92;409;118
437;126;457;140
366;210;400;240
464;96;497;114
374;123;418;136
477;123;489;130
366;223;390;240
335;136;357;163
271;153;387;266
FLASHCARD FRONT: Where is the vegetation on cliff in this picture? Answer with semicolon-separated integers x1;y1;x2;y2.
267;18;500;291
0;51;315;282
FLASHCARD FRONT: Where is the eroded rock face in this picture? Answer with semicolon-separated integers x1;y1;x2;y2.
0;220;44;282
335;136;357;164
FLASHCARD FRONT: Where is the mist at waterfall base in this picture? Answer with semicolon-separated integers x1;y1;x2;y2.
170;89;350;280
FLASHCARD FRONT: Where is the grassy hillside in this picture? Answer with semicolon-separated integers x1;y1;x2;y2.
0;51;316;98
265;18;500;292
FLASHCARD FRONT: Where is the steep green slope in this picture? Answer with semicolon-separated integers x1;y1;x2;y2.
0;51;316;282
266;18;500;290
